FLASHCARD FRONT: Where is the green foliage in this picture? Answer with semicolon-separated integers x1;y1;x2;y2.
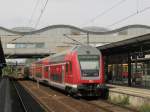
110;95;130;106
118;95;130;105
139;103;150;112
2;65;17;76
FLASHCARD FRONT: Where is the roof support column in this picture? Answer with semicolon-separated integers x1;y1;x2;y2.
104;56;109;82
128;53;132;87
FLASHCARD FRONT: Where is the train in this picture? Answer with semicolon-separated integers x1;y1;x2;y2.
28;45;109;98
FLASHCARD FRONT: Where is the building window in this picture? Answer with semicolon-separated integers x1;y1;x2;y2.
6;43;45;48
16;43;26;48
36;43;45;48
26;44;35;48
7;44;15;48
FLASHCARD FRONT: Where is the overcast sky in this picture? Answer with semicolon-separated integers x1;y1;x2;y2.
0;0;150;30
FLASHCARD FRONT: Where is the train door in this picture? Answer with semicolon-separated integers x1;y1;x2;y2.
44;65;49;80
35;64;43;80
65;62;72;83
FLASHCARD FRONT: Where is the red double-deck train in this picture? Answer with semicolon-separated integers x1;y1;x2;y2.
29;45;109;98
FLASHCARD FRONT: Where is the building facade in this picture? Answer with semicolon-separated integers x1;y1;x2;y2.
0;24;150;58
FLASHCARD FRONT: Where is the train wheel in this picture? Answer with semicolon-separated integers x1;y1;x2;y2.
65;86;72;95
65;86;80;99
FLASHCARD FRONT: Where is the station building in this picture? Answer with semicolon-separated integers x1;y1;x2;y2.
0;24;150;58
98;33;150;89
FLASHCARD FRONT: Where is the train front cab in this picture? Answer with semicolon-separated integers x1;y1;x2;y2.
65;46;109;98
77;55;108;98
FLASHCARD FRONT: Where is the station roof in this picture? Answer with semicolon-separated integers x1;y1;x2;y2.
0;24;150;35
97;33;150;56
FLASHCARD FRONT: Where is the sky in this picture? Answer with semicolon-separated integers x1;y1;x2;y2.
0;0;150;30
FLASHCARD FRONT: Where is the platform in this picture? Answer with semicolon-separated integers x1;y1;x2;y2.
0;78;12;112
107;84;150;108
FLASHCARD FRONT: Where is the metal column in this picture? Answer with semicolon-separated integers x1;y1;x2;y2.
128;53;132;86
104;56;109;82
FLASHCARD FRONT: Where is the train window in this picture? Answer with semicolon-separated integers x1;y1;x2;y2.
66;63;69;73
79;56;100;77
45;66;49;72
70;62;72;72
80;60;99;70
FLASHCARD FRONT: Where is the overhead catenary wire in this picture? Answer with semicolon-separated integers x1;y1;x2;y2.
5;34;25;59
28;0;40;25
4;1;42;55
5;0;48;58
81;0;127;26
6;0;48;59
136;0;139;13
34;0;49;28
63;34;84;45
8;36;24;44
107;5;150;28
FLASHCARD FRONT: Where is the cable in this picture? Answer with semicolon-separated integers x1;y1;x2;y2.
28;0;40;25
107;5;150;28
107;12;137;28
4;0;48;59
136;0;139;13
81;0;127;26
8;36;24;44
5;35;25;59
63;34;83;45
5;0;49;58
34;0;49;28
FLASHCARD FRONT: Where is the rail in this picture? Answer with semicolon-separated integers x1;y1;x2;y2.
11;79;28;112
19;80;136;112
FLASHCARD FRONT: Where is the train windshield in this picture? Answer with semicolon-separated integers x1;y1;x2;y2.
80;61;99;70
78;55;100;77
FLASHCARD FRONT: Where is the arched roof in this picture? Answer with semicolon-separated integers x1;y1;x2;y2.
0;24;150;35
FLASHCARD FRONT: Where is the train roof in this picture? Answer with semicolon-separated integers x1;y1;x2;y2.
49;45;100;62
35;45;100;64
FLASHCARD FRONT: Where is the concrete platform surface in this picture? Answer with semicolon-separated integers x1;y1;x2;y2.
107;84;150;108
0;77;45;112
107;84;150;99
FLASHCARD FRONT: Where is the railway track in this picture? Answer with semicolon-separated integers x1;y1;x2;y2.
11;79;28;112
10;78;45;112
19;80;136;112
